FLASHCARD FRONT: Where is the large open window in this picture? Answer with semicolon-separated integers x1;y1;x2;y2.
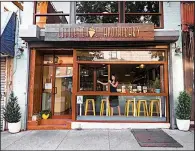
75;49;168;122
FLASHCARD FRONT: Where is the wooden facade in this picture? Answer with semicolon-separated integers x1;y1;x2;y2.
181;2;195;121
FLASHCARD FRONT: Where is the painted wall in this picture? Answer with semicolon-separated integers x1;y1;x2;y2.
163;2;184;128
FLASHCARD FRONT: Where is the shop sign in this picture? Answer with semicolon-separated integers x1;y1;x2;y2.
77;96;83;104
45;23;154;41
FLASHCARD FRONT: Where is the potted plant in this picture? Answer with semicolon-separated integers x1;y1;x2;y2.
3;92;21;133
153;77;161;93
39;110;52;119
176;91;192;131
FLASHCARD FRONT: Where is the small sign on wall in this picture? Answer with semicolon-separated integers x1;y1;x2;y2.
77;96;83;104
45;83;52;89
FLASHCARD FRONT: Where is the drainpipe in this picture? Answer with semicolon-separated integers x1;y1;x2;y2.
24;43;30;130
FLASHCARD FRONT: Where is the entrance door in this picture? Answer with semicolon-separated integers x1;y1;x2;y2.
53;66;73;116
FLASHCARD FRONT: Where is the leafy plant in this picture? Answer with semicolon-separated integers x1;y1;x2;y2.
3;91;21;123
153;77;161;89
39;110;52;119
176;91;192;120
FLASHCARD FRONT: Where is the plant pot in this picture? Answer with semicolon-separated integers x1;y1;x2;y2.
176;118;190;131
42;114;50;119
8;121;21;133
155;89;161;93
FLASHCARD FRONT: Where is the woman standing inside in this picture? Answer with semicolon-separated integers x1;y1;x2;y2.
97;74;121;116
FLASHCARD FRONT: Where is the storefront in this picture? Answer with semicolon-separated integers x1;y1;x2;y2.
22;21;180;130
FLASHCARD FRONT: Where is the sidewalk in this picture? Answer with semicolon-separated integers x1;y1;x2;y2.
1;129;194;150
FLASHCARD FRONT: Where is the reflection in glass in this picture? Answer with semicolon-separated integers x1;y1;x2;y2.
125;1;160;13
76;1;118;13
77;51;165;61
42;66;53;111
80;65;94;91
125;15;160;27
54;67;72;115
54;55;73;64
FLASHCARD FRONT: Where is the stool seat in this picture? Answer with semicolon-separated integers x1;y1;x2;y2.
85;99;96;116
124;100;136;116
149;99;160;117
100;99;110;116
137;100;148;116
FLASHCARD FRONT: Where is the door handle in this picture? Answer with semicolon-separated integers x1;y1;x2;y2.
54;87;57;94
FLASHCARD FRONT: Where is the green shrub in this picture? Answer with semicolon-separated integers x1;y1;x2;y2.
3;91;21;123
176;91;192;120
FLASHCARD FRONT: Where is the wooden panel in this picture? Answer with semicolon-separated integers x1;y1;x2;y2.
182;31;194;121
28;49;43;120
181;2;195;31
45;23;154;41
72;49;77;121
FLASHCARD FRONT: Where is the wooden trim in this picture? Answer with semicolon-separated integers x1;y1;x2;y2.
72;49;77;121
125;13;162;15
76;13;119;16
77;61;166;65
108;64;111;92
28;49;36;120
76;48;167;51
93;69;96;91
12;2;23;11
160;2;164;29
76;91;167;96
35;13;70;16
33;2;37;24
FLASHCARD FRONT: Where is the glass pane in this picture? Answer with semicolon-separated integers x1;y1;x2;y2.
125;1;160;13
54;67;72;115
36;2;70;28
125;15;160;27
80;65;94;91
44;55;53;64
76;95;167;122
110;64;164;93
76;15;119;24
42;66;53;111
54;55;73;64
96;65;108;91
76;1;118;13
77;50;165;61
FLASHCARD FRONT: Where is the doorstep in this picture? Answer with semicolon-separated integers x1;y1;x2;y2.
27;119;71;130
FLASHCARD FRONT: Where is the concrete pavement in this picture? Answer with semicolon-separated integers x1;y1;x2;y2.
1;129;194;150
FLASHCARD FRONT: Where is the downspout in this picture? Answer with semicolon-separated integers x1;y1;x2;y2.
24;43;30;131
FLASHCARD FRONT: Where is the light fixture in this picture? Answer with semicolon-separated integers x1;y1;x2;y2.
140;64;145;68
125;74;130;77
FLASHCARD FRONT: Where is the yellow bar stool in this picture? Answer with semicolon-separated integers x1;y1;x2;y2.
137;100;149;116
100;99;111;116
149;99;160;117
84;99;96;116
124;100;136;117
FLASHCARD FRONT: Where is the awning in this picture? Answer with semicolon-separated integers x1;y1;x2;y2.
0;12;16;57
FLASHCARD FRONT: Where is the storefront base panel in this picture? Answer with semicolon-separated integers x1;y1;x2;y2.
71;122;170;129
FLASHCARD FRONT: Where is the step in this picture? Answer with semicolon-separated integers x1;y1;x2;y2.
40;119;72;125
27;124;71;130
